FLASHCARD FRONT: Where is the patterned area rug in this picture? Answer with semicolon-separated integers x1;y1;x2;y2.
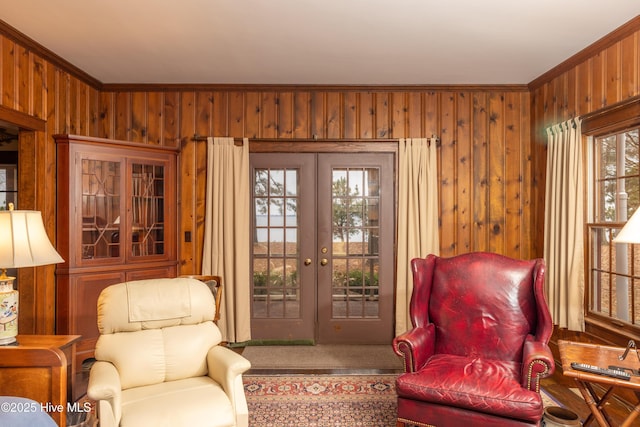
243;374;398;426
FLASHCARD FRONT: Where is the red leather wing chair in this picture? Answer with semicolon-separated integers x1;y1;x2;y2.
393;252;555;427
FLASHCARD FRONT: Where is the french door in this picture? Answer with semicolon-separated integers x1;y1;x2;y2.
250;152;394;344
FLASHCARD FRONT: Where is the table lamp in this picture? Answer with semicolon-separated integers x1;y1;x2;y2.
0;203;64;345
613;208;640;244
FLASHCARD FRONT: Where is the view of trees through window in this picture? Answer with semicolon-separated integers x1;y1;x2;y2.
589;128;640;327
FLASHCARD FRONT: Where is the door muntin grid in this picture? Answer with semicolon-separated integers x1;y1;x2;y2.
252;168;300;318
331;167;380;319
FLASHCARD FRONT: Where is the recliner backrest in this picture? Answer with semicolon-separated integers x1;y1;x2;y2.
94;278;222;390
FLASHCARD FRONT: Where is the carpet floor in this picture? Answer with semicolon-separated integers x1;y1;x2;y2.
243;374;561;427
244;374;398;427
242;344;404;372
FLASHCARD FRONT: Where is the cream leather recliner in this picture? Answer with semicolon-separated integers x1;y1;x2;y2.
87;277;251;427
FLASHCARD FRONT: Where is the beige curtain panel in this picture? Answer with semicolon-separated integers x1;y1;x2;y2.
543;118;585;332
395;138;440;336
202;137;252;342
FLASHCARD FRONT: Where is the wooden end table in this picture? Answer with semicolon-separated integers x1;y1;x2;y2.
0;334;81;427
558;339;640;427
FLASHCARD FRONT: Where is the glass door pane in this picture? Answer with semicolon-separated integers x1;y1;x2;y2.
331;167;380;318
81;159;121;259
252;168;301;319
131;163;165;257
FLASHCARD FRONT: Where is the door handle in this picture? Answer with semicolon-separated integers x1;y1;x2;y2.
320;258;328;266
304;258;312;266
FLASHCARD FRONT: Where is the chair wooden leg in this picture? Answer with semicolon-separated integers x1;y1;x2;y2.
396;421;405;427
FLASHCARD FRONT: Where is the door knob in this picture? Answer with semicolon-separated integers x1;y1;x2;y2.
304;258;312;266
320;258;328;266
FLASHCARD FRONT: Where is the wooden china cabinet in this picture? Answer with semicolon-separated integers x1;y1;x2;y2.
54;134;179;367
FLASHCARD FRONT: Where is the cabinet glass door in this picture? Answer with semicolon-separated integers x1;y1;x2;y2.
81;159;121;259
130;163;165;257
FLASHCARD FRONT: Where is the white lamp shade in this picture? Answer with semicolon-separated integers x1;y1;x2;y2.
613;208;640;244
0;210;64;268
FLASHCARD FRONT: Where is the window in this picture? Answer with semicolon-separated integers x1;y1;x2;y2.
0;164;17;210
585;97;640;339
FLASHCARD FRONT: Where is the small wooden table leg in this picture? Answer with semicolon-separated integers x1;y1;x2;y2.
575;379;612;427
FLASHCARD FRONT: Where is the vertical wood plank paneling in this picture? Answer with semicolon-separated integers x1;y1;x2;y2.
294;91;310;138
424;92;439;138
592;51;605;110
407;92;422;137
68;76;78;134
146;91;162;145
57;71;70;134
620;33;638;99
358;92;373;138
277;91;293;138
326;92;341;138
504;92;522;255
179;91;196;274
228;91;245;136
2;38;15;108
605;44;621;106
163;91;179;147
131;92;147;143
439;92;456;256
211;91;227;136
342;92;357;138
261;92;278;138
17;44;29;113
32;54;45;120
519;92;532;260
473;92;489;252
194;91;213;273
530;87;546;258
98;92;114;138
310;92;326;139
375;92;390;138
456;92;472;253
566;68;578;119
577;59;592;116
488;93;505;254
245;91;262;138
114;92;131;141
390;92;406;138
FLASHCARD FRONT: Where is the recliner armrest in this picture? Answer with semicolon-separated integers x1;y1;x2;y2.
207;345;252;427
87;360;122;427
392;324;436;372
521;335;555;392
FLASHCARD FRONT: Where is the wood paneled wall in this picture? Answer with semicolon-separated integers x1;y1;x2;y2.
529;17;640;256
0;32;102;335
12;14;639;333
96;88;533;276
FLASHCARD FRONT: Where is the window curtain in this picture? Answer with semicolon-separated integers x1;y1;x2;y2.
543;118;585;331
202;137;251;342
395;137;440;336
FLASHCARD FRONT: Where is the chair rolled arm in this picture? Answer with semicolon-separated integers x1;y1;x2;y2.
392;324;436;372
521;336;555;392
87;361;122;427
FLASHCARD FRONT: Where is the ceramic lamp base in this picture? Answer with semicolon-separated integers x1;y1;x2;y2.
0;278;18;345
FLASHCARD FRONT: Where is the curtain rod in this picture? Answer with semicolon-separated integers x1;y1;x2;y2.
190;134;439;144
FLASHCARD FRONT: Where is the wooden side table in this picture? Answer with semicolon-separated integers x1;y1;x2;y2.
558;339;640;427
0;334;81;427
